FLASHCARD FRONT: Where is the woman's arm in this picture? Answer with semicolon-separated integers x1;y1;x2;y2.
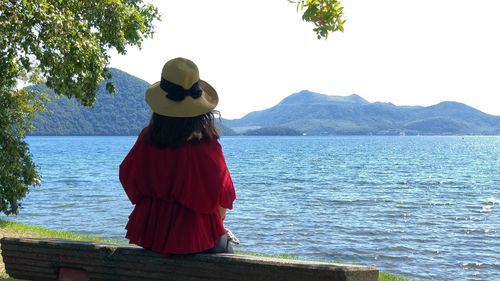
218;206;227;221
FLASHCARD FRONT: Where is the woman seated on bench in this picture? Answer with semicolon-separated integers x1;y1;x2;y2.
119;57;236;255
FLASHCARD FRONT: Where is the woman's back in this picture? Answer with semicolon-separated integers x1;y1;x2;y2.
120;134;235;254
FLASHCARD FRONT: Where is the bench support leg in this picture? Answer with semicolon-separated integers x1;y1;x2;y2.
58;268;90;281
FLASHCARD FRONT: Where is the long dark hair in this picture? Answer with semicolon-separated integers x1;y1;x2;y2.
144;111;219;149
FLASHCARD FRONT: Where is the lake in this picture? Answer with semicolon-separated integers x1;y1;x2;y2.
4;136;500;281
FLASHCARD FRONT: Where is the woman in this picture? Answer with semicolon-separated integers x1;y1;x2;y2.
119;57;236;255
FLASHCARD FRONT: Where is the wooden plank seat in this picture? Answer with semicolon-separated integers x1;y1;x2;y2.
1;237;378;281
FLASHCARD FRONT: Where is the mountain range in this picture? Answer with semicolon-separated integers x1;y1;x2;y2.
225;90;500;135
29;69;500;136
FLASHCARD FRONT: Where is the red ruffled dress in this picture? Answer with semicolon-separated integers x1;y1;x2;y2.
119;131;236;255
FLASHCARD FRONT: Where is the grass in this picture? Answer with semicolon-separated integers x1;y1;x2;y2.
235;250;298;259
0;220;119;243
0;219;411;281
378;272;414;281
0;219;117;280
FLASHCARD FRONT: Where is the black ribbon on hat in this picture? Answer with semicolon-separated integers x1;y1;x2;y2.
160;78;202;101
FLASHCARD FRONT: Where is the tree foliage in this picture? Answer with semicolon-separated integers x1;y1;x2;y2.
0;88;46;215
0;0;159;215
291;0;345;38
243;127;303;136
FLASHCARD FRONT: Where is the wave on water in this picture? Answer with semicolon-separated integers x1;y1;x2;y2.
480;205;492;213
478;196;500;213
484;196;500;205
52;179;94;184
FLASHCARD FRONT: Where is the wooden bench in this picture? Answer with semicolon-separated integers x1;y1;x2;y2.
1;237;378;281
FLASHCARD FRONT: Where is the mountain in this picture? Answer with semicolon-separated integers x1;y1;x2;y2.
29;68;235;136
30;68;150;135
29;72;499;136
224;90;500;135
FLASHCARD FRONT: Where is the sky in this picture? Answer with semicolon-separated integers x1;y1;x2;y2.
110;0;500;119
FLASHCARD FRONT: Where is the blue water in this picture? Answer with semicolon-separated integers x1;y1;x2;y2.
4;136;500;281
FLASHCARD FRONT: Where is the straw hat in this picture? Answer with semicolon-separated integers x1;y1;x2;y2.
145;57;219;117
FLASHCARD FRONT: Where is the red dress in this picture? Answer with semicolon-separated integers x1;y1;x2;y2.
119;132;236;255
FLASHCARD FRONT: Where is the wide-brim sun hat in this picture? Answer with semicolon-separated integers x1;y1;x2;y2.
145;57;219;117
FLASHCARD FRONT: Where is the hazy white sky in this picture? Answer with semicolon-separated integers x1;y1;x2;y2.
110;0;500;119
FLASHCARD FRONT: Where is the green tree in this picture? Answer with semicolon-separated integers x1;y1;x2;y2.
0;0;159;215
291;0;345;38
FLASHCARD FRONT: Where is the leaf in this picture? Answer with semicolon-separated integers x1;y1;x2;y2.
105;82;116;93
293;0;345;39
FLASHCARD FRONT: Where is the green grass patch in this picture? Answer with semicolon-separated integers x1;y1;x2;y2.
378;272;415;281
0;219;120;243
